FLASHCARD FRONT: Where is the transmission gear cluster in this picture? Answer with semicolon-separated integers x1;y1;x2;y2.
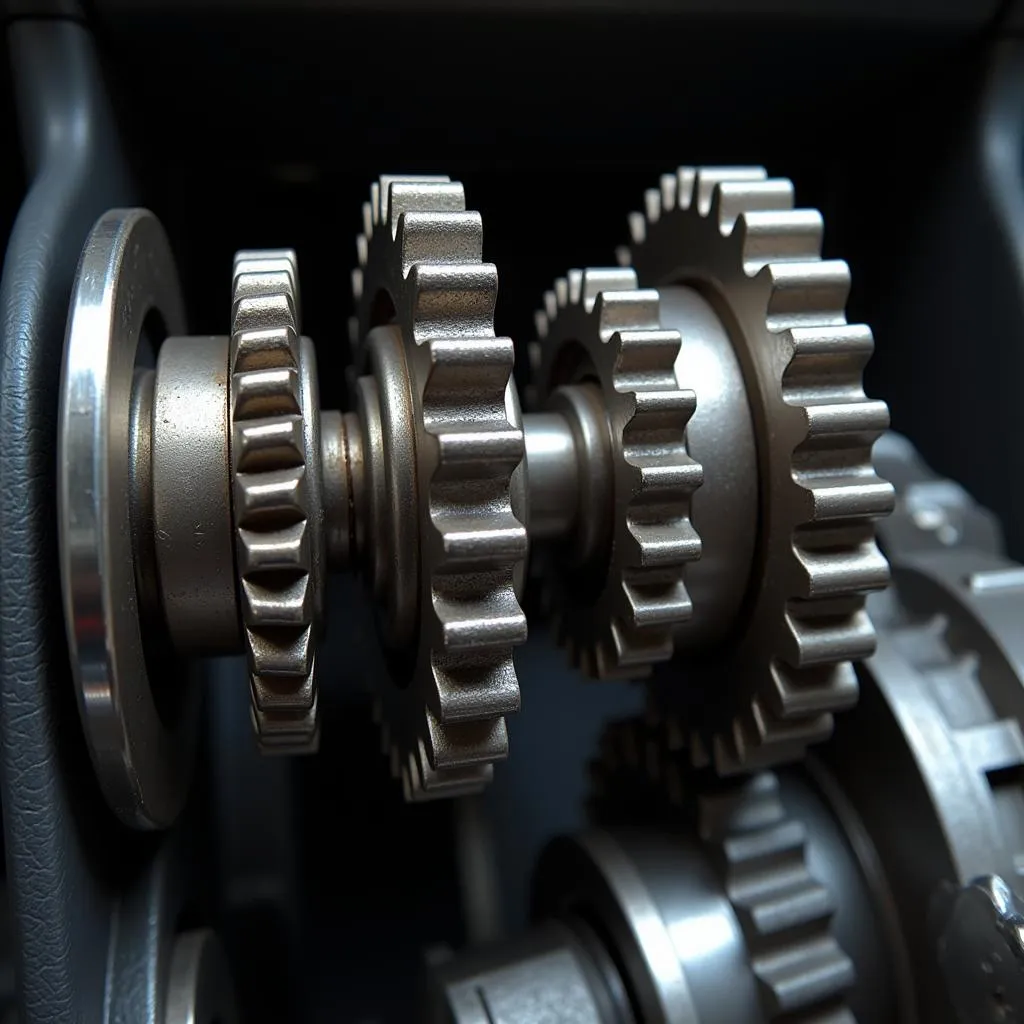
50;163;1022;1023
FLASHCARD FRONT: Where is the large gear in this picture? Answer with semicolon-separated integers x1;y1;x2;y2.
625;166;895;773
531;267;703;679
350;176;528;799
229;250;325;752
592;717;856;1022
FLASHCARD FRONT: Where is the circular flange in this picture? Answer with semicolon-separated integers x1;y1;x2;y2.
58;207;192;830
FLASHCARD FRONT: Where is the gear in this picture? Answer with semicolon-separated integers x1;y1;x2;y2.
229;249;324;752
593;717;856;1022
351;176;528;799
531;267;702;678
625;166;894;773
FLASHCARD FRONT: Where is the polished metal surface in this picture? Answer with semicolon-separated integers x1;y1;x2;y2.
524;412;579;541
426;923;628;1024
817;469;1024;1022
229;251;324;752
587;724;859;1022
934;875;1024;1024
58;207;193;830
626;166;894;773
320;409;362;570
532;267;702;679
152;335;238;655
163;929;238;1024
659;285;757;650
351;175;527;798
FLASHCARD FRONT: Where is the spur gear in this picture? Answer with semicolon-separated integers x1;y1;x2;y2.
591;718;857;1023
531;266;703;679
229;250;325;752
350;176;528;799
622;166;894;773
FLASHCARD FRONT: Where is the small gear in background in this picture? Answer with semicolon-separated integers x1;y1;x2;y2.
590;716;856;1022
619;166;895;774
530;266;703;679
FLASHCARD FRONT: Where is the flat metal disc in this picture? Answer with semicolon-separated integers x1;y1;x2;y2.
58;207;192;829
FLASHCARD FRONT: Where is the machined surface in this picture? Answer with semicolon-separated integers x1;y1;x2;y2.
587;723;859;1022
152;335;238;655
524;412;580;541
531;267;702;679
351;175;527;798
58;206;193;830
426;923;628;1024
659;285;757;649
626;166;894;772
229;250;325;752
820;533;1024;1022
164;930;238;1024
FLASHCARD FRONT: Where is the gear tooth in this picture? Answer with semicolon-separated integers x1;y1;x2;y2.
351;264;364;302
371;181;382;225
397;211;482;274
433;576;527;652
615;245;632;268
431;649;521;723
242;574;312;626
739;209;823;270
235;415;304;472
765;261;850;330
567;269;584;305
783;603;878;668
361;199;374;240
425;709;509;770
628;211;647;246
595;290;660;336
423;335;515;408
238;520;308;575
769;657;859;720
624;386;696;434
694;166;767;215
543;289;558;322
533;309;549;342
612;329;682;383
659;172;678;212
247;625;314;680
232;366;301;422
623;577;693;628
643;187;661;224
711;178;796;234
387;181;466;239
792;533;891;600
581;267;637;310
554;277;568;308
676;167;697;209
408;263;498;339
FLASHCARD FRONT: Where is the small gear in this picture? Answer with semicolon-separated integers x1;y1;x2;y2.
229;249;324;752
592;717;856;1022
531;267;702;678
351;176;528;799
625;166;894;773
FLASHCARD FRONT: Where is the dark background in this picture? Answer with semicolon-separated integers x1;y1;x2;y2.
5;2;1024;1020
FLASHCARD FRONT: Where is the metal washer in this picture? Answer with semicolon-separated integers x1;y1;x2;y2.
58;207;194;830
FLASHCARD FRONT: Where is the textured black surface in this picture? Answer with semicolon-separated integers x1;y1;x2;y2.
0;17;142;1024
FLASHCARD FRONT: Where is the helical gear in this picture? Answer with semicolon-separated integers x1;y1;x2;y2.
531;267;702;678
592;717;857;1022
229;250;325;752
350;176;528;799
624;166;895;773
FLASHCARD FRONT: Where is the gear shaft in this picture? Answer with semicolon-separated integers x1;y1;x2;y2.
57;168;894;828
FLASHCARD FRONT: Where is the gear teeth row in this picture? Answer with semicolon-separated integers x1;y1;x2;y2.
626;166;894;772
354;176;527;797
699;775;856;1021
231;249;320;752
532;266;702;679
590;718;856;1023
